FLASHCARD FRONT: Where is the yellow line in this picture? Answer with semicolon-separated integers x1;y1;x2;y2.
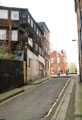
45;78;71;118
0;79;49;106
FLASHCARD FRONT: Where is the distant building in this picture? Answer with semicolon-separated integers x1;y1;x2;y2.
68;63;77;74
50;50;68;75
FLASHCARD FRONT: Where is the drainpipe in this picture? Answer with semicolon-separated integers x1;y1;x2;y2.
79;0;82;82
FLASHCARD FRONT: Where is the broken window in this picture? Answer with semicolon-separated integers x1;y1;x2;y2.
37;29;39;35
28;15;30;24
0;10;8;19
35;43;38;51
28;37;33;47
34;24;37;32
31;19;33;28
11;30;18;41
0;30;6;40
11;11;19;20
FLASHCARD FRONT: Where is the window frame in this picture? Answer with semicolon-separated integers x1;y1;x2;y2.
51;58;54;63
35;43;38;52
0;30;6;40
28;37;33;47
11;30;18;41
11;11;19;20
28;15;30;24
51;67;54;73
0;9;8;19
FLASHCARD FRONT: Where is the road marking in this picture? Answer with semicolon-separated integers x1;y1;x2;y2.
44;78;71;118
0;79;50;106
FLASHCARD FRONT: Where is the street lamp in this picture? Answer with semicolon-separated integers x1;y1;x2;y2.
55;38;59;75
72;39;80;77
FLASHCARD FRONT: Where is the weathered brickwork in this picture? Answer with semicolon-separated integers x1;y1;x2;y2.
0;6;50;81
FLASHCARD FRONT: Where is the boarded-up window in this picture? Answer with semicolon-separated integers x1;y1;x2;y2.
11;11;19;20
11;30;18;41
0;10;8;19
0;30;6;40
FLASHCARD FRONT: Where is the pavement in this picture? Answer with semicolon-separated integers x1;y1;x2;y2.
75;75;82;120
51;75;74;120
51;75;82;120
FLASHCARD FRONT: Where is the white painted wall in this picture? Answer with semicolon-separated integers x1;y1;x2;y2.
27;49;45;81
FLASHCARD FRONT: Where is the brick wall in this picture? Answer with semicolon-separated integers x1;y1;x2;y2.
50;51;68;75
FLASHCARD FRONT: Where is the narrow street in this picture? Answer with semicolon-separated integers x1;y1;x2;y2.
0;77;69;120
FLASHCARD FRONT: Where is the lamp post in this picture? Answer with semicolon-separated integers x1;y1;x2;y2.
55;38;59;75
72;39;80;77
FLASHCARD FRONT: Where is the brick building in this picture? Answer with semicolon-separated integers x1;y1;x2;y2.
0;6;50;82
50;50;68;75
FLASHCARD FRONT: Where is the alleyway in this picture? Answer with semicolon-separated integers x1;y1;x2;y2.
0;77;69;120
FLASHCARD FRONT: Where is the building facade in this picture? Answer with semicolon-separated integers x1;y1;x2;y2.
0;6;50;83
50;50;68;75
74;0;82;81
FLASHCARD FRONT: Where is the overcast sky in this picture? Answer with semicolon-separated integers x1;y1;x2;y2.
0;0;79;68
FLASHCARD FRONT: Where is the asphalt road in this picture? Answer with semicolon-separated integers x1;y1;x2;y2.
0;77;69;120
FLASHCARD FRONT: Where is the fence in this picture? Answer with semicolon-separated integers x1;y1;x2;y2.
0;59;24;93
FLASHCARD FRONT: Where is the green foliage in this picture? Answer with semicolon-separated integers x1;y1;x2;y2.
68;63;77;74
0;45;16;59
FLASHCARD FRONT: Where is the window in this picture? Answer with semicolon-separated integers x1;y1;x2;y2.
46;48;48;53
38;31;41;37
58;57;60;63
39;47;42;55
44;46;46;52
29;58;31;68
35;43;38;51
34;24;37;32
51;67;54;73
11;11;19;20
0;10;8;19
28;15;30;24
11;30;18;41
45;60;49;69
48;50;50;55
42;51;44;56
37;29;39;35
28;37;33;47
36;60;39;71
31;19;33;28
0;30;6;40
51;58;54;63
